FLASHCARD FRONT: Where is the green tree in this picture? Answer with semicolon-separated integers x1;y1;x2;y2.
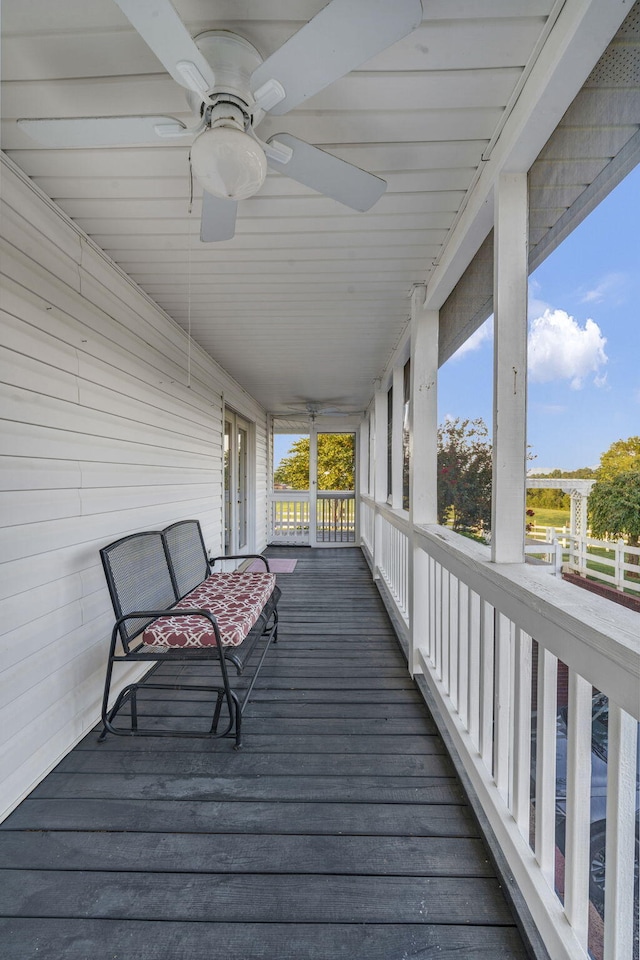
438;418;492;532
588;471;640;575
274;434;355;490
597;436;640;480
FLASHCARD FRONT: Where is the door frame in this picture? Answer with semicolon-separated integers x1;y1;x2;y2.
311;424;358;548
223;407;255;555
269;418;359;547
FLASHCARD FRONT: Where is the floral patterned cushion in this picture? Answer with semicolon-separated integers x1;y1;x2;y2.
142;571;276;648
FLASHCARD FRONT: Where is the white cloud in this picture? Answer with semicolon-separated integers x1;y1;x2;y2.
528;278;551;320
451;316;493;359
580;272;627;304
528;308;608;389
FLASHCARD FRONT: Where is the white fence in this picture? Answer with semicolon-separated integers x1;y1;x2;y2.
529;526;640;594
360;496;639;960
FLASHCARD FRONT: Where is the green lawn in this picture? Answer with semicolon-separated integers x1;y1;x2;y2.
527;507;570;528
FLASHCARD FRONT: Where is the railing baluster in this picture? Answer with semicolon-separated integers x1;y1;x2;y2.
434;562;443;678
494;612;512;802
604;703;638;960
458;581;469;729
428;555;436;663
467;589;480;749
564;670;592;951
441;567;450;693
479;599;495;770
512;628;532;836
535;646;558;884
449;574;459;710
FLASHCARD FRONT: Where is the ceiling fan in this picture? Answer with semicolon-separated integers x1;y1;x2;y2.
280;400;362;420
18;0;423;242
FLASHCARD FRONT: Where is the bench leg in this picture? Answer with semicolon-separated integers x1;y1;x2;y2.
130;688;138;731
210;690;225;734
98;654;116;742
233;692;243;750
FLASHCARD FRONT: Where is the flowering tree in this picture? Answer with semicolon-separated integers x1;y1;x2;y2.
437;418;492;533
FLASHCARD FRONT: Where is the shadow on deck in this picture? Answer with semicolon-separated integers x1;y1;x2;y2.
0;547;533;959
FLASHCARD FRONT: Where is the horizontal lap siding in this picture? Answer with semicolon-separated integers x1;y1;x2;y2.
0;159;268;820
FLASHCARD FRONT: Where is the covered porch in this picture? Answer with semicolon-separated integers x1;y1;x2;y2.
1;2;639;959
0;548;535;959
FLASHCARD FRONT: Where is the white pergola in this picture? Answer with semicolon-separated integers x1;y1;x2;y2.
527;478;597;537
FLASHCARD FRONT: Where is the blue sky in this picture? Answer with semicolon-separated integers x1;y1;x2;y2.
438;163;640;471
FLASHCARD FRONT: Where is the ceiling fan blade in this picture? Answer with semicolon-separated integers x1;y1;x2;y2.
113;0;216;98
251;0;423;116
266;134;386;211
200;192;237;242
17;116;189;147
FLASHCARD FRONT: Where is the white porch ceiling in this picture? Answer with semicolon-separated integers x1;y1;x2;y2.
1;0;637;417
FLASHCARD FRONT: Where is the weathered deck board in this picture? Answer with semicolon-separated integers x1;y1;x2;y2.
0;546;532;959
0;919;531;960
1;871;514;924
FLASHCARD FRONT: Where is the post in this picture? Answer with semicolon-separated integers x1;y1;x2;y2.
410;289;438;527
358;416;370;497
491;173;528;563
309;418;318;545
373;385;388;578
391;365;405;510
409;285;437;674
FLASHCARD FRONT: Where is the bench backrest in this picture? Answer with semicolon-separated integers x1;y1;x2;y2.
162;519;211;599
100;531;177;646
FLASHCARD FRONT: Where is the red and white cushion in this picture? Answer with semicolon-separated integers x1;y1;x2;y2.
142;571;276;648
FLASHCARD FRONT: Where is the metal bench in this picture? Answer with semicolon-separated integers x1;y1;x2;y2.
99;519;280;748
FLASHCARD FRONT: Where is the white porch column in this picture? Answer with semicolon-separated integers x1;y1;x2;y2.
409;287;438;526
373;385;388;505
491;172;529;564
409;285;437;674
358;416;370;496
391;365;405;510
373;385;388;578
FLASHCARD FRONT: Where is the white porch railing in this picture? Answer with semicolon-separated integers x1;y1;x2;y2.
361;495;639;960
269;493;310;544
360;497;375;556
316;492;356;543
377;506;410;624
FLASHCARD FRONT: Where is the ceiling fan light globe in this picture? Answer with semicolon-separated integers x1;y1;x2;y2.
191;127;267;201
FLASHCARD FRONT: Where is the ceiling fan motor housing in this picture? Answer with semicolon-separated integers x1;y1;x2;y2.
187;31;266;125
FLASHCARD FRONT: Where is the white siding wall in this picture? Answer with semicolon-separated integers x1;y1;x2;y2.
0;158;268;821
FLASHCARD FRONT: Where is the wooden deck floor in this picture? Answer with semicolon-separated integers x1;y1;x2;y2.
0;547;532;959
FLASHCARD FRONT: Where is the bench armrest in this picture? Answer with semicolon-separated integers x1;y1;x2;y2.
209;553;270;572
114;607;222;654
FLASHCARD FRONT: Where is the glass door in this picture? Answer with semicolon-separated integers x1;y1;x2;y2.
224;411;251;554
270;426;311;545
314;432;356;545
236;421;248;550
